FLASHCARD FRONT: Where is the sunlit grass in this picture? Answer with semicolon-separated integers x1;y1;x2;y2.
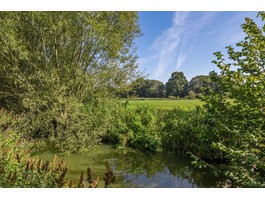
126;99;204;110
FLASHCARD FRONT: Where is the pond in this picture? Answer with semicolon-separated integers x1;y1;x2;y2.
32;145;221;188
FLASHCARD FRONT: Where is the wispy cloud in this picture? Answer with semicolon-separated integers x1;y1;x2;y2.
137;11;259;82
142;12;217;80
151;12;189;78
176;52;186;70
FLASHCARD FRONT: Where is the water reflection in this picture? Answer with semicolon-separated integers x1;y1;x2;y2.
91;147;220;188
33;145;221;188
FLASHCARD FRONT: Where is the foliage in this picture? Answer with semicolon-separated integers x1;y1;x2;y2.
0;12;141;152
0;109;69;188
128;78;165;98
103;106;163;151
166;71;188;97
0;12;141;111
23;98;106;153
0;109;119;188
161;107;209;155
187;90;196;99
194;12;265;187
188;75;219;95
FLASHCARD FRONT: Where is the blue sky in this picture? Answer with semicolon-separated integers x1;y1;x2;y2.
135;11;262;83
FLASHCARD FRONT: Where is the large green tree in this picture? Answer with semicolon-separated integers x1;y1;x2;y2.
0;12;141;112
0;12;141;152
165;71;188;97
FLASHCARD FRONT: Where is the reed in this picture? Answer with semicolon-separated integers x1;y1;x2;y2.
103;161;115;188
77;172;85;188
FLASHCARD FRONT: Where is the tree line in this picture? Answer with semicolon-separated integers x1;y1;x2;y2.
124;72;219;99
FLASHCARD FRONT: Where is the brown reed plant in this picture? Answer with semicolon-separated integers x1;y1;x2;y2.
66;179;73;188
0;160;5;174
56;167;68;188
42;160;50;172
11;169;17;182
88;176;99;188
25;160;30;171
30;162;34;172
87;167;93;183
86;167;99;188
77;171;85;188
103;161;115;188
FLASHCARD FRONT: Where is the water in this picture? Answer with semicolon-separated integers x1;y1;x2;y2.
32;145;221;188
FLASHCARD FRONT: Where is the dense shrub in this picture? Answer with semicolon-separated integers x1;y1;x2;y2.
103;105;163;151
0;109;69;188
16;98;111;153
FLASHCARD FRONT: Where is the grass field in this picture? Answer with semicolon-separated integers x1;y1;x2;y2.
126;99;204;110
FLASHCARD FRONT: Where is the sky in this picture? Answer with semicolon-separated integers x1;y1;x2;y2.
135;11;262;83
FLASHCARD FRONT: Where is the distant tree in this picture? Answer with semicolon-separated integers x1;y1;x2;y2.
188;75;210;94
129;78;147;97
166;72;188;98
188;75;219;95
129;78;165;98
147;80;165;98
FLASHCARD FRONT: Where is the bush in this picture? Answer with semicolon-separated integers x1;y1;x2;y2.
18;97;106;153
186;90;196;99
0;109;69;188
103;106;163;151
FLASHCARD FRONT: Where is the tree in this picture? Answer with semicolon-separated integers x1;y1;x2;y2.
0;12;141;152
148;80;165;98
0;12;141;112
129;78;165;98
198;12;265;187
165;71;188;98
188;75;218;95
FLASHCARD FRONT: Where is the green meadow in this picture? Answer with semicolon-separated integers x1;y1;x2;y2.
126;99;204;110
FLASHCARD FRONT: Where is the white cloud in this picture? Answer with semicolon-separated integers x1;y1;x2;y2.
149;12;217;79
138;54;158;67
138;12;219;82
176;52;187;70
151;12;189;78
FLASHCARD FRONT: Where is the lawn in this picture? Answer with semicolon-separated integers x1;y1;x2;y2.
125;99;204;110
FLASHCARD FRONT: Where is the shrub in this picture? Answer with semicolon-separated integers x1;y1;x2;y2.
0;109;69;188
103;106;163;151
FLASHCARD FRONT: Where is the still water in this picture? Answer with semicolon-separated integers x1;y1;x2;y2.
32;145;221;188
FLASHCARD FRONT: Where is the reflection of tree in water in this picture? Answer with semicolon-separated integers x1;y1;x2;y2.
163;155;221;187
96;148;222;187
